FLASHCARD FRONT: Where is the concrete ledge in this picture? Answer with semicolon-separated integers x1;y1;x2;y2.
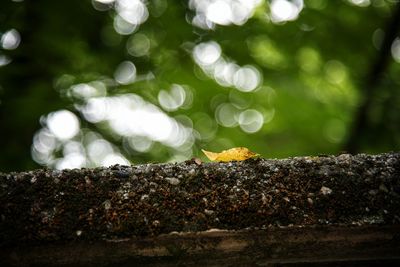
1;153;400;266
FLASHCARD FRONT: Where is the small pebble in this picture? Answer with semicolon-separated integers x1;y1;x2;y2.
379;184;389;193
194;158;202;165
320;186;332;195
103;200;111;210
165;177;180;185
204;209;214;215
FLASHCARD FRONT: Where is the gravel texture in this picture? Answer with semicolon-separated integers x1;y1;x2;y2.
1;152;399;246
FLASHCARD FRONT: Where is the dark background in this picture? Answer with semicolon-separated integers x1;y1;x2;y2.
1;0;399;172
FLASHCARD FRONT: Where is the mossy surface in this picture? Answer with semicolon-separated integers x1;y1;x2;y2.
1;153;399;246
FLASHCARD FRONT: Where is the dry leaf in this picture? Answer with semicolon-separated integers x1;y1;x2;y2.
201;147;259;162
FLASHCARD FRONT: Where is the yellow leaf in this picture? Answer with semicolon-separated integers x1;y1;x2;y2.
201;147;259;162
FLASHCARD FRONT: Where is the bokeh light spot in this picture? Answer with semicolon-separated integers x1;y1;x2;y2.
63;141;85;157
233;65;262;92
81;97;108;123
114;61;137;84
158;84;186;111
94;0;115;3
113;15;138;35
323;119;346;143
92;0;114;11
215;103;239;127
324;60;347;84
296;47;321;73
80;94;192;148
116;0;149;25
127;33;151;57
348;0;370;7
193;41;264;91
248;36;286;69
47;110;80;140
238;109;264;133
88;139;114;163
206;0;233;25
372;28;384;50
70;82;107;100
0;55;12;67
33;129;56;155
391;38;400;63
270;0;304;24
193;41;221;66
1;29;21;50
189;0;261;28
55;153;86;170
127;136;153;152
213;60;239;87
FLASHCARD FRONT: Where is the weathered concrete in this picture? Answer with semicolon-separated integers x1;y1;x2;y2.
2;225;400;267
1;152;399;266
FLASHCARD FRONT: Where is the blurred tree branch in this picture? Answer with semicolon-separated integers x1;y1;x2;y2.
345;2;400;153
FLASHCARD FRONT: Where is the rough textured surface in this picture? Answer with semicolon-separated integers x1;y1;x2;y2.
2;225;400;267
1;152;399;246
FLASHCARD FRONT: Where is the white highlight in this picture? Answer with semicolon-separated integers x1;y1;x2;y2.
238;109;264;133
70;82;106;100
1;29;21;50
127;33;151;57
233;65;262;92
206;1;233;25
80;94;192;148
270;0;303;23
391;38;400;63
215;103;239;127
189;0;262;29
193;42;262;92
116;0;148;25
193;41;222;66
114;61;137;84
46;110;80;140
113;15;138;35
0;55;12;67
95;0;115;3
158;84;186;111
348;0;370;7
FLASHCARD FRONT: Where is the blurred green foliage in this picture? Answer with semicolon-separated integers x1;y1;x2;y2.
0;0;399;171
